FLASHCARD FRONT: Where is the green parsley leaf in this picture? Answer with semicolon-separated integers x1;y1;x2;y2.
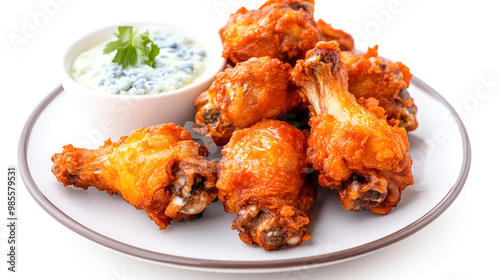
103;26;160;68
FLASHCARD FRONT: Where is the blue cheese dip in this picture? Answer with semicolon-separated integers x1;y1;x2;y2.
71;28;206;95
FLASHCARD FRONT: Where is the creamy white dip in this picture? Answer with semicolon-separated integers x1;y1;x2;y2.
71;28;206;95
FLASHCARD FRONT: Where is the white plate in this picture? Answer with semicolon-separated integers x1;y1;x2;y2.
18;77;470;273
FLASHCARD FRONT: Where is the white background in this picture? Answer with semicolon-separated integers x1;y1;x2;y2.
1;0;499;279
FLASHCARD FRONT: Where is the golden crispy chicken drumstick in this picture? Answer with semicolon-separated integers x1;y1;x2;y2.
220;0;320;65
194;56;302;146
341;46;418;131
216;119;315;250
291;41;413;214
220;0;354;65
51;124;218;229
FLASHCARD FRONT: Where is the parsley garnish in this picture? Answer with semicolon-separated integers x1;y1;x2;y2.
103;26;160;68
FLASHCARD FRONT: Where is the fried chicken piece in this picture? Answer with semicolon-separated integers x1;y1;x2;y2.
341;46;418;131
291;41;413;214
194;56;302;146
316;19;354;51
51;124;218;229
216;119;315;250
219;0;321;65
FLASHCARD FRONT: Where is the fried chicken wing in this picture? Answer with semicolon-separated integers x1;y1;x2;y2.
219;0;321;65
194;56;302;146
341;46;418;131
291;41;413;214
51;124;218;229
216;119;315;250
316;19;354;51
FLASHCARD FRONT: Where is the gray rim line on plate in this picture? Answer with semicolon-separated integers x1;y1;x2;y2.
17;79;471;272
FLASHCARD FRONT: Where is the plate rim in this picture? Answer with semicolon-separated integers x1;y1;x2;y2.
17;79;471;272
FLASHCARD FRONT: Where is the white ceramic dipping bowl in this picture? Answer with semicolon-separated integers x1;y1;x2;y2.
62;22;226;138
